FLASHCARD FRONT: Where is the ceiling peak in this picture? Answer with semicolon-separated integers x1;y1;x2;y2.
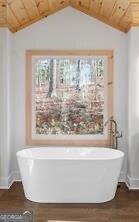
0;0;139;33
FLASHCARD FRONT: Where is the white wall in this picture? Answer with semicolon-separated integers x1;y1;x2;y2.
10;7;128;180
2;18;139;190
127;27;139;188
0;28;13;187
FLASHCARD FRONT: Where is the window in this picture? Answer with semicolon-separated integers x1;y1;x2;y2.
26;50;113;146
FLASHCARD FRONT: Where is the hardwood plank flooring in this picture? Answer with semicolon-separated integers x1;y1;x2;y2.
0;183;139;222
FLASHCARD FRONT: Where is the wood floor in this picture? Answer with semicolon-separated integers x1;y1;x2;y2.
0;182;139;222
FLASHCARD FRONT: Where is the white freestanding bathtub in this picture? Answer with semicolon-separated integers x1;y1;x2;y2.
17;147;124;203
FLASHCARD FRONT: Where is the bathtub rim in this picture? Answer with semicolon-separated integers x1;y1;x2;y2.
16;147;124;161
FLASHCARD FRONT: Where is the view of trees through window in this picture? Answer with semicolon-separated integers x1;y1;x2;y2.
34;57;105;135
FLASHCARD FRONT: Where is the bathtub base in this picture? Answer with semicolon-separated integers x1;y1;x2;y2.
25;192;116;204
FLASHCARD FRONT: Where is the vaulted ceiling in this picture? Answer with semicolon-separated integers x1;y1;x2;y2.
0;0;6;27
0;0;139;33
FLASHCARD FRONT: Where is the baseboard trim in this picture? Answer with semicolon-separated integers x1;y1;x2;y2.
119;171;126;182
13;171;21;182
0;171;21;189
0;174;13;189
126;175;139;190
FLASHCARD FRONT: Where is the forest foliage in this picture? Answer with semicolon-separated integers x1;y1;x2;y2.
34;57;105;135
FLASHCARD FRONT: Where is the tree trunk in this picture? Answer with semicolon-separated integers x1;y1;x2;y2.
76;59;81;91
47;59;54;98
51;59;57;97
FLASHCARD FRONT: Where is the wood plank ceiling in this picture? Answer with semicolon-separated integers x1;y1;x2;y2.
0;0;139;33
0;0;7;26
